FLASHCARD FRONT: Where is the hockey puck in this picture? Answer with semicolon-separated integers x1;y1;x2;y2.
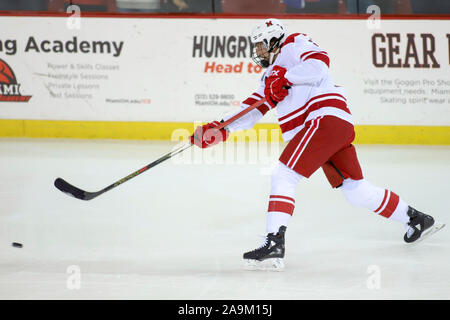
12;242;23;248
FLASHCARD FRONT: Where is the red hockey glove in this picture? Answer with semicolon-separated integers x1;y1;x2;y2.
190;121;229;149
264;66;292;108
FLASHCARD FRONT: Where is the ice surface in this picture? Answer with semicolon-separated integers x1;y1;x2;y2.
0;138;449;299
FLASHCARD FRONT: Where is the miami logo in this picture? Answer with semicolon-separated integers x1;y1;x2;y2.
0;58;32;102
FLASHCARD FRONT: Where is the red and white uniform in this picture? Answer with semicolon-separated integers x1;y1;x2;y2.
223;33;410;233
226;33;358;179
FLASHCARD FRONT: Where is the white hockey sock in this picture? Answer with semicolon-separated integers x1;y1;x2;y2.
341;178;410;228
373;189;410;227
387;198;410;228
266;162;303;233
267;212;292;234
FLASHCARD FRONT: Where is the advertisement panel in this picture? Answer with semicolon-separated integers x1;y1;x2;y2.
0;16;448;134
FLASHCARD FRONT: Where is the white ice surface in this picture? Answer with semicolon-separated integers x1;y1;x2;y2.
0;139;449;299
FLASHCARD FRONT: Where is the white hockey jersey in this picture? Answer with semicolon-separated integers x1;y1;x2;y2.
225;33;354;142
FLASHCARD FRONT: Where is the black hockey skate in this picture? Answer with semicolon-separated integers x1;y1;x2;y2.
243;226;286;271
404;206;445;243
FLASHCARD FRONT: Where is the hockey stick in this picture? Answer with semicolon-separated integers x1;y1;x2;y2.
54;143;193;201
54;98;267;200
215;98;267;130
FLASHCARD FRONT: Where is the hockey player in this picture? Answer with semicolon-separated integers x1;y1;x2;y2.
190;18;444;270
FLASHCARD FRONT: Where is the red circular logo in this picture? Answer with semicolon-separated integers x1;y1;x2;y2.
0;59;17;85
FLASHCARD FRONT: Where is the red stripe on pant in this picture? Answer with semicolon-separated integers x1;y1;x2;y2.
268;201;295;216
374;190;400;218
286;117;321;168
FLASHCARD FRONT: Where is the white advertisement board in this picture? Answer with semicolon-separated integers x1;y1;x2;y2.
0;16;449;125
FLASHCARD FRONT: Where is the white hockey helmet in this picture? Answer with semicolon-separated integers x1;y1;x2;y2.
251;18;287;68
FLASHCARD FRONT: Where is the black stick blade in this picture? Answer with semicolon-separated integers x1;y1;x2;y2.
54;178;89;200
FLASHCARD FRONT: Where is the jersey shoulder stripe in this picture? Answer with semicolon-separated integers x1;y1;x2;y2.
282;33;301;47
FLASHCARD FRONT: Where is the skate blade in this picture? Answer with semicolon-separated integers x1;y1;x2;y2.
414;222;446;244
243;258;285;271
